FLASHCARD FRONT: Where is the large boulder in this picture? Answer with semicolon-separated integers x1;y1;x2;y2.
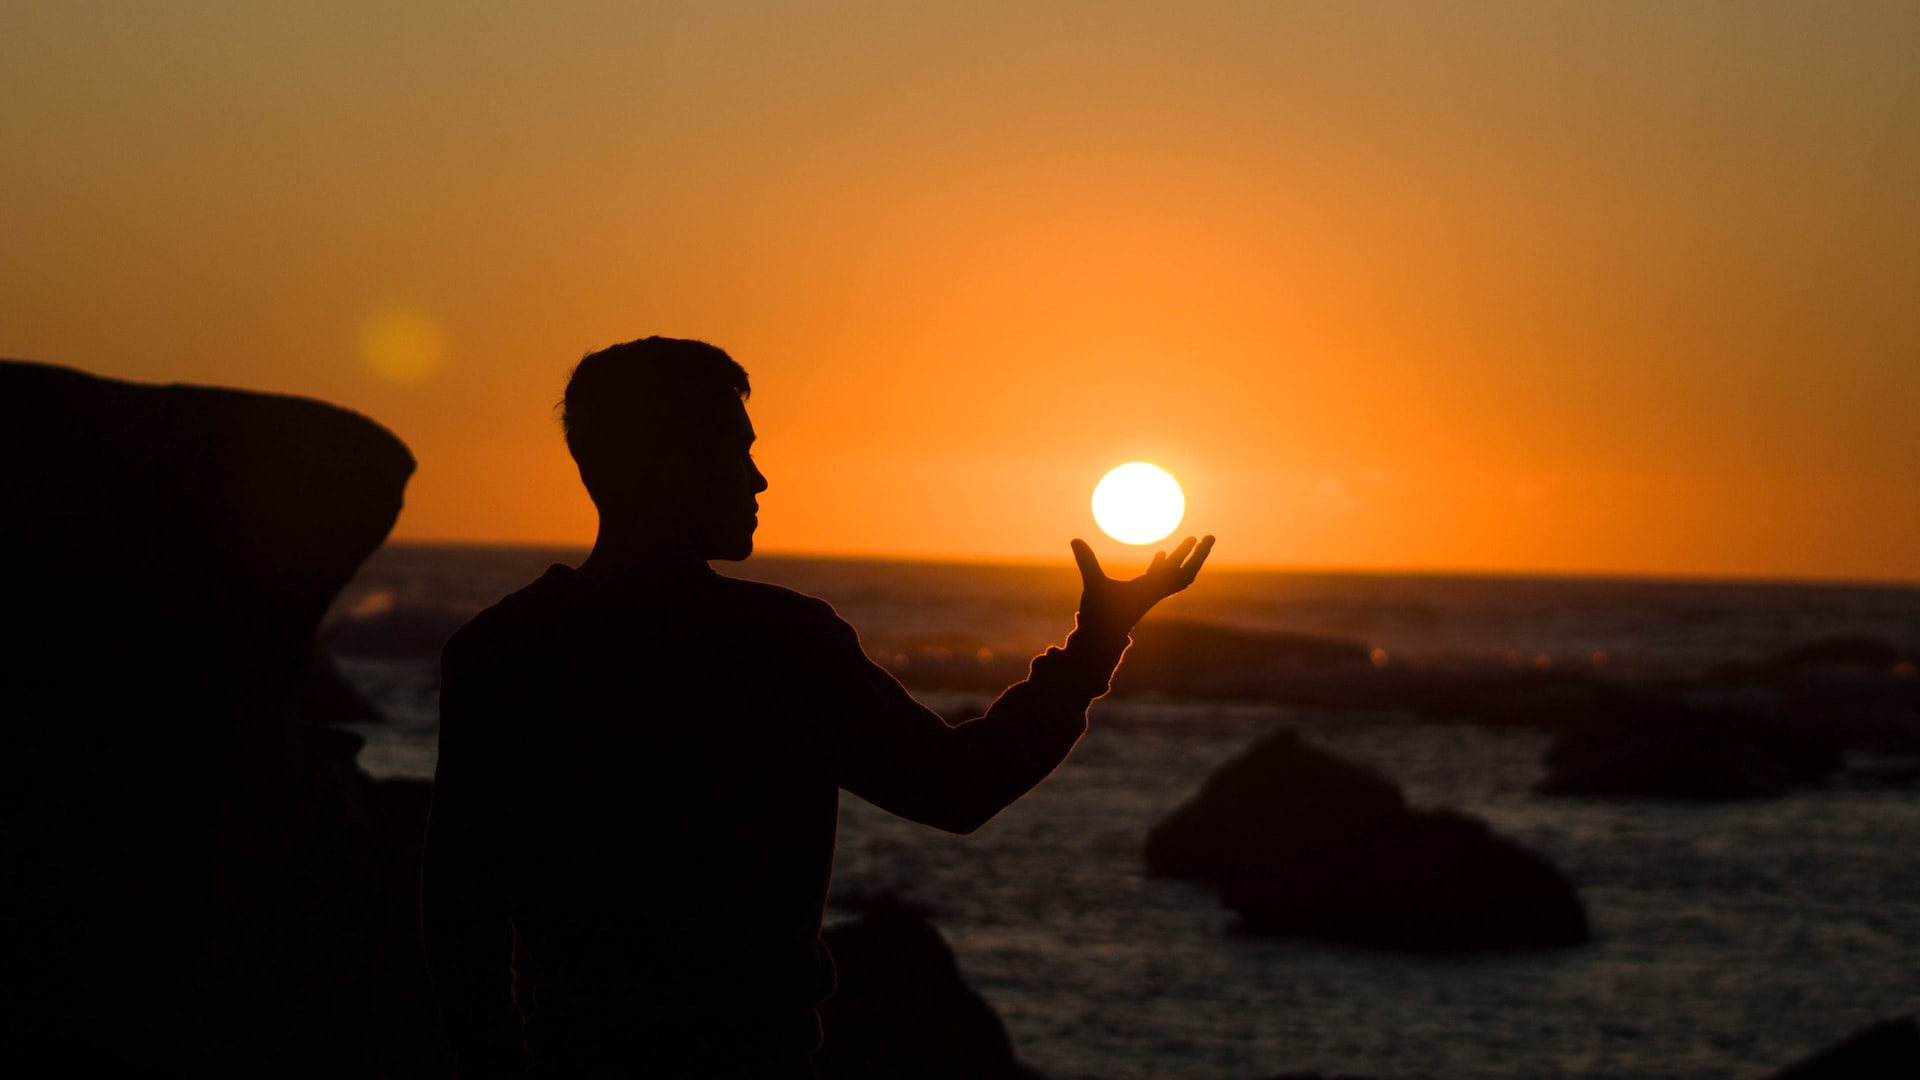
818;907;1044;1080
1219;807;1590;952
1150;730;1589;952
0;361;431;1071
1146;728;1406;881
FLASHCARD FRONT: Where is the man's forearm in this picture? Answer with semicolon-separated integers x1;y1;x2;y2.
421;888;529;1073
829;613;1129;834
422;808;529;1074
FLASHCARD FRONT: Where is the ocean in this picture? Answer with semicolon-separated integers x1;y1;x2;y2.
324;544;1920;1079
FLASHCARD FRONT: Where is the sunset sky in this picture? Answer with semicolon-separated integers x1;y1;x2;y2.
4;3;1916;581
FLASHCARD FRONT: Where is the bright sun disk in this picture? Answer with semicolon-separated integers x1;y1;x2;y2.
1091;462;1185;545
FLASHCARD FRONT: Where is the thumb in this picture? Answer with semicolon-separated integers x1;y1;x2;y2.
1070;538;1102;584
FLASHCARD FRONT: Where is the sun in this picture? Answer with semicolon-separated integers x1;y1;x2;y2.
1091;462;1185;545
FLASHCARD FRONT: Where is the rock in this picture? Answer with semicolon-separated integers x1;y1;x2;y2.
832;887;940;921
0;361;428;1071
1111;619;1614;730
1766;1015;1920;1079
1115;619;1374;698
818;909;1043;1080
1221;808;1590;952
1539;687;1840;800
1763;637;1905;675
298;644;391;727
1543;725;1794;799
322;602;480;659
1150;730;1589;952
1146;730;1406;881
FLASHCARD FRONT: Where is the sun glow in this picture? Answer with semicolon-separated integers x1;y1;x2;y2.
1091;462;1185;545
358;308;445;383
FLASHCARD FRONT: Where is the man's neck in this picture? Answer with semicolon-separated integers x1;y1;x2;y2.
578;520;711;584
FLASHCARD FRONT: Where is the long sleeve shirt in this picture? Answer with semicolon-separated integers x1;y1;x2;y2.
421;562;1129;1074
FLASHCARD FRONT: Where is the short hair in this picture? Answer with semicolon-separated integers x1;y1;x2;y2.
561;337;750;469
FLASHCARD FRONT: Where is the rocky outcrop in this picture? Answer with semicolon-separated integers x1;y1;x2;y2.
1761;637;1907;675
1766;1015;1920;1079
818;906;1044;1080
1149;730;1589;952
1220;806;1590;952
1147;728;1406;882
1539;687;1841;800
1115;619;1374;697
0;361;431;1071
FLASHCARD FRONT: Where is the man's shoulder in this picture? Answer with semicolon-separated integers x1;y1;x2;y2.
443;567;848;658
709;573;843;625
442;564;580;670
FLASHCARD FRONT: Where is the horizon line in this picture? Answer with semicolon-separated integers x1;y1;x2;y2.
376;536;1920;592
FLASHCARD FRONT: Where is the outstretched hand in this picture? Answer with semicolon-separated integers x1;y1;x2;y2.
1071;535;1215;636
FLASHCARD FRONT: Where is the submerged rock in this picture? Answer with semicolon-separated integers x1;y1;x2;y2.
1149;730;1589;952
0;361;429;1071
819;908;1043;1080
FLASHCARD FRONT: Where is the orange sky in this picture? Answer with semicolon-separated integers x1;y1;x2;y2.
4;3;1916;581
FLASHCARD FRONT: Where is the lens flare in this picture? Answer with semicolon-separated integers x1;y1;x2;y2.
359;308;445;383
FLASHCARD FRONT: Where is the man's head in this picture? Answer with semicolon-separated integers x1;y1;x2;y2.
562;336;767;560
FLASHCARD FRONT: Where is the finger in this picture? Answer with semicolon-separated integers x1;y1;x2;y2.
1145;537;1194;585
1134;549;1162;581
1176;534;1216;584
1165;536;1198;570
1070;538;1103;583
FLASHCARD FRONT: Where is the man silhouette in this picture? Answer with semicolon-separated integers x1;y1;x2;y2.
423;336;1212;1078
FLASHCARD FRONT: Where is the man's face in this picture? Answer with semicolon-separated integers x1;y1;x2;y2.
681;398;767;561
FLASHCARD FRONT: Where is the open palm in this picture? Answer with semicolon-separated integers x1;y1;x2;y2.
1071;534;1215;634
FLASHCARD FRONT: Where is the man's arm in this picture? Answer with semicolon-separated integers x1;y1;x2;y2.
422;652;531;1077
819;536;1213;833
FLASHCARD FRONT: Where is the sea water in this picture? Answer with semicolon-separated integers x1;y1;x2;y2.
327;544;1920;1079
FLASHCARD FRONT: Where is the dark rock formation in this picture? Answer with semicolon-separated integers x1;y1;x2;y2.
1766;1015;1920;1080
1088;617;1616;731
1221;806;1591;952
1539;687;1841;800
1150;730;1589;952
322;601;479;659
1115;618;1373;698
0;361;433;1072
1762;637;1906;675
818;907;1043;1080
1146;728;1406;882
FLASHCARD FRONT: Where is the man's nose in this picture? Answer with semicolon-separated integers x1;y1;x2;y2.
751;462;769;493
